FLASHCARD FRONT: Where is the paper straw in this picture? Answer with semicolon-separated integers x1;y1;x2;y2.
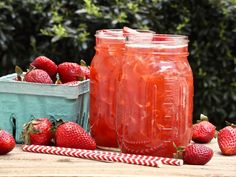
92;149;183;166
22;145;162;168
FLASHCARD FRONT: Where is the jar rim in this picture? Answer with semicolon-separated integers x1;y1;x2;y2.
95;29;189;46
125;34;189;47
95;29;155;39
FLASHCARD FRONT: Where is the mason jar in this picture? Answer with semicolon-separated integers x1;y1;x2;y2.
89;29;125;150
116;34;194;157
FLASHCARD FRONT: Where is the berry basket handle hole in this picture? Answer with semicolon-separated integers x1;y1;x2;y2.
10;113;16;140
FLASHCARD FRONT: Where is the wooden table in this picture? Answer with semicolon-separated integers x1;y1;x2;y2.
0;139;235;177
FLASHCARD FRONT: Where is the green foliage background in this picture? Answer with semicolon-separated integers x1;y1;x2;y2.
0;0;235;129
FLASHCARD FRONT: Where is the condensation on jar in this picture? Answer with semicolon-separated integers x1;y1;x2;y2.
116;34;194;157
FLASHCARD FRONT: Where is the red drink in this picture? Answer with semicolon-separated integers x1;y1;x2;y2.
89;30;125;149
116;34;193;157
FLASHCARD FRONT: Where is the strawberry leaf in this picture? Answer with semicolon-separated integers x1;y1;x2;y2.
15;65;23;81
80;59;87;66
197;114;209;123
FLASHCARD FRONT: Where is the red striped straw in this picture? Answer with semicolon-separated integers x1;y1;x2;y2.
22;145;163;167
22;145;183;167
92;149;183;166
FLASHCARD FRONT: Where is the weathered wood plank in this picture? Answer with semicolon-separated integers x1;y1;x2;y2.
0;139;235;177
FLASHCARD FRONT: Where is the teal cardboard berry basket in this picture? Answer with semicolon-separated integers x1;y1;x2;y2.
0;73;90;143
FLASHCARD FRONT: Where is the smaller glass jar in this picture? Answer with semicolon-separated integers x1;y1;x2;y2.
89;29;155;150
116;34;194;157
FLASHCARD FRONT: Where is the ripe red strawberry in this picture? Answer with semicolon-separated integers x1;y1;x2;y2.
152;34;170;41
217;125;236;155
24;69;53;84
183;144;213;165
31;56;58;78
62;80;81;86
58;62;85;83
101;29;123;37
192;114;216;143
22;118;54;145
55;121;96;150
80;60;90;79
122;26;139;34
0;129;16;155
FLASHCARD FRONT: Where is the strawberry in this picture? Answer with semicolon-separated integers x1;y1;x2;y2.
0;129;16;155
58;62;85;83
22;118;54;145
55;121;96;150
152;34;171;41
122;26;139;34
24;69;53;84
62;80;81;86
175;144;214;165
101;29;123;37
80;60;90;79
217;124;236;155
31;56;58;78
192;114;216;143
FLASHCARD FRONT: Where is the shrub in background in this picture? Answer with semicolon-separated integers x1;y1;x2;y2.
0;0;235;129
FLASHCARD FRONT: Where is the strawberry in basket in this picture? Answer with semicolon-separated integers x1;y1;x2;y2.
58;62;85;83
30;56;58;79
24;69;53;84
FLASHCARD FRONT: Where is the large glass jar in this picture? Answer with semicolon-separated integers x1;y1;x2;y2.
89;30;125;149
116;34;194;157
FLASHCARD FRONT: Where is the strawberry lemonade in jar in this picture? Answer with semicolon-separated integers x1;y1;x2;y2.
116;34;193;157
89;29;125;149
90;28;154;150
